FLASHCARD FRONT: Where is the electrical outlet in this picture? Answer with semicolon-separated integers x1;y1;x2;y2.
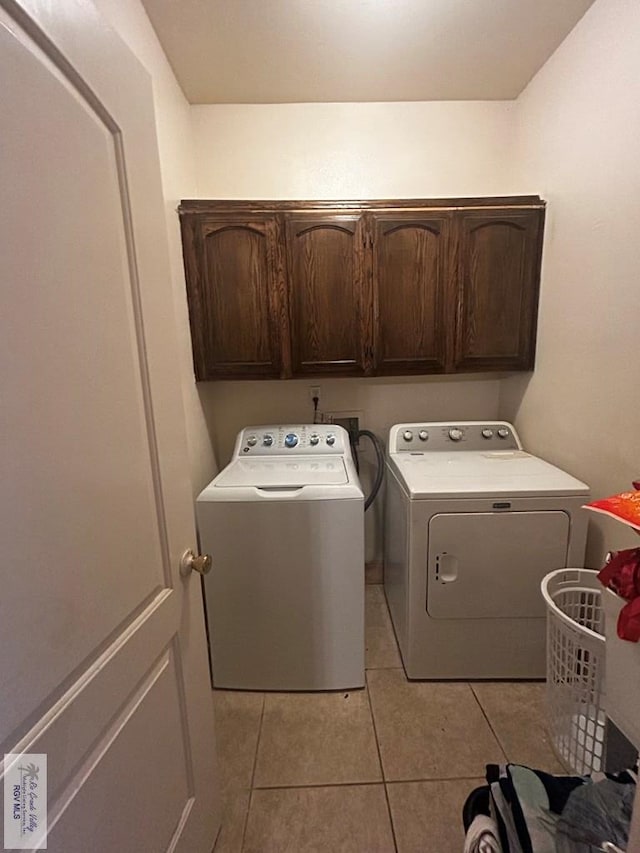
309;385;321;404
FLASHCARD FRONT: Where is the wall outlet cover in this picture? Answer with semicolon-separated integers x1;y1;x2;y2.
326;410;363;445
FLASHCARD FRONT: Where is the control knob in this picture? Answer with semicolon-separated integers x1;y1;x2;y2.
497;428;510;439
309;433;320;446
284;433;299;448
448;428;463;442
326;433;336;446
262;434;274;447
403;430;413;442
481;429;494;439
247;434;257;446
418;430;429;442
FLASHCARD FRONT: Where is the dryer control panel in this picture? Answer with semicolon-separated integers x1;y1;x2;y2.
234;424;349;456
391;422;522;453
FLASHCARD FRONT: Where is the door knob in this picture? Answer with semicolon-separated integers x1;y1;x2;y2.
180;549;212;577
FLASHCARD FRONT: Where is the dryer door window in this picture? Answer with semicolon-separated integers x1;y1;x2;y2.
427;511;570;619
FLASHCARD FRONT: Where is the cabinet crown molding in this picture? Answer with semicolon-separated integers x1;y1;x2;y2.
179;196;545;215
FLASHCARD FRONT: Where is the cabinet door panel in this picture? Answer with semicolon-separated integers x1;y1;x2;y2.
455;209;544;370
372;213;449;374
286;214;366;375
181;215;285;379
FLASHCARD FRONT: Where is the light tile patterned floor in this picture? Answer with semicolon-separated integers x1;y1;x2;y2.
254;690;381;787
213;585;559;852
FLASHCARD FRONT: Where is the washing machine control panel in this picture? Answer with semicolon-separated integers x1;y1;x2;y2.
237;425;348;456
392;422;521;452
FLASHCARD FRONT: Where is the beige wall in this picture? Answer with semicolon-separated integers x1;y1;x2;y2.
191;101;518;199
93;0;218;496
501;0;640;565
191;100;520;558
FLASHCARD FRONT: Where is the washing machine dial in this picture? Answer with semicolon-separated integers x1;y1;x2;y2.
418;430;429;442
403;430;413;442
309;433;320;446
448;428;463;442
262;433;274;447
326;433;336;446
247;434;257;446
497;428;510;439
481;428;494;439
284;433;299;448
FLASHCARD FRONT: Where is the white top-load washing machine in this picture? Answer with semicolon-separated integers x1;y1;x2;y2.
384;421;590;679
197;424;364;691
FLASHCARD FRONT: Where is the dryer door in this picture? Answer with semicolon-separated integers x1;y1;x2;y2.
427;511;570;619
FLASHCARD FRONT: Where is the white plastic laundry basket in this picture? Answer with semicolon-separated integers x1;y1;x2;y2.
541;569;606;775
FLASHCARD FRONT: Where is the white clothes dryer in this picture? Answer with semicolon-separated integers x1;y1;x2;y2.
197;424;364;691
384;421;590;679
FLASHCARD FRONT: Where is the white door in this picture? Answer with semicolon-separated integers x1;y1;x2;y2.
0;1;220;851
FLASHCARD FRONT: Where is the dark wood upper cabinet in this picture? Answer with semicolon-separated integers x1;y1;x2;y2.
179;213;287;379
370;212;450;374
179;197;545;381
285;213;367;376
454;208;544;371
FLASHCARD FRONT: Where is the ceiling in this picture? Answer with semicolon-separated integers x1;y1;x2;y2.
141;0;595;104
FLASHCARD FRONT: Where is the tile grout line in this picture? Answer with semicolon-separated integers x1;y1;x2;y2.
380;584;404;666
364;587;403;671
468;684;509;765
365;673;399;853
240;693;266;853
251;775;488;791
249;693;267;788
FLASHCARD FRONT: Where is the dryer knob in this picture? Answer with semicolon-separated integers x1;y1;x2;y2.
262;434;274;447
309;433;320;446
247;434;258;446
481;429;494;439
448;428;463;442
497;428;510;439
403;430;413;442
326;433;336;446
284;433;299;448
418;430;429;442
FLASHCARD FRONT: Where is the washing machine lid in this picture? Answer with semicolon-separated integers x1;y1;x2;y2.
211;456;349;488
390;451;589;499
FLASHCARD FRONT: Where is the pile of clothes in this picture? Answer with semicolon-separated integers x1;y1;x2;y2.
462;763;637;853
